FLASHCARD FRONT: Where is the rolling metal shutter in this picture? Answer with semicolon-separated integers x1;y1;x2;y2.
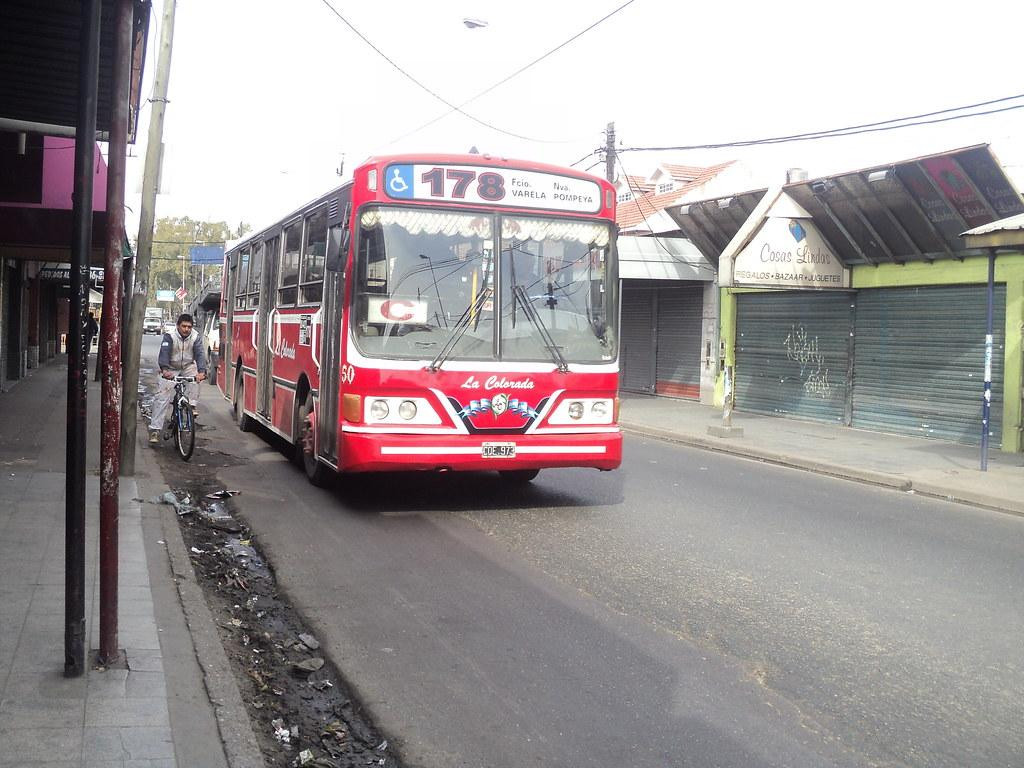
735;292;853;423
852;285;1005;446
655;285;703;399
620;286;655;393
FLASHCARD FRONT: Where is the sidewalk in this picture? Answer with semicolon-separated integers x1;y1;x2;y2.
619;394;1024;516
0;358;228;767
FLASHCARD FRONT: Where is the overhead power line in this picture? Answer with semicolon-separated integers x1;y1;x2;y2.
387;0;637;146
318;0;566;144
617;93;1024;153
614;152;715;275
570;149;600;168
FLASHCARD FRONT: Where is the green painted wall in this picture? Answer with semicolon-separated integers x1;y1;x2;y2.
714;288;737;407
852;254;1023;453
717;252;1024;452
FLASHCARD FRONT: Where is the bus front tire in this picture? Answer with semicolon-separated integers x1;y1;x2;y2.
298;392;331;487
498;469;540;484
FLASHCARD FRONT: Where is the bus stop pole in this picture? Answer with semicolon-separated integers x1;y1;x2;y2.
980;248;995;471
66;0;101;678
98;0;132;666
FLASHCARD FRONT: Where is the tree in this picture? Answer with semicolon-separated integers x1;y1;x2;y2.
145;216;234;312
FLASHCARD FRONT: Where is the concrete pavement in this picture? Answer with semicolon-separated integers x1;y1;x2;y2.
2;354;1020;766
0;356;231;768
619;393;1024;516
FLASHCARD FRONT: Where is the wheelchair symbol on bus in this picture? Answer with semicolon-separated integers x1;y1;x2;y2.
386;165;413;198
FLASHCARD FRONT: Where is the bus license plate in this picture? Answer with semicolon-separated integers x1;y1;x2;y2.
482;442;516;458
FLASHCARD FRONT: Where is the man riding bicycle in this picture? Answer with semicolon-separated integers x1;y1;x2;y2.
149;313;207;445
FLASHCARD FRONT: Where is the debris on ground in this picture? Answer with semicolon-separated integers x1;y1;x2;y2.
199;498;244;532
206;489;242;499
165;480;400;768
143;396;402;768
292;657;326;674
153;490;198;516
273;718;292;744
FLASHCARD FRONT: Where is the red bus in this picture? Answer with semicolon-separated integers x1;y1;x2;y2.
219;153;621;485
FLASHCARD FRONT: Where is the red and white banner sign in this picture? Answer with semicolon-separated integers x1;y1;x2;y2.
366;297;428;324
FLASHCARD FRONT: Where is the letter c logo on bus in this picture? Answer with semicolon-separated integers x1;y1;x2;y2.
368;297;427;324
380;300;415;321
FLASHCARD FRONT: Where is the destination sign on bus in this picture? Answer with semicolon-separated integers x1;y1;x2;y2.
383;163;602;214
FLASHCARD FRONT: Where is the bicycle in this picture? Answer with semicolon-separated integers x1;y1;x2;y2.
163;375;197;461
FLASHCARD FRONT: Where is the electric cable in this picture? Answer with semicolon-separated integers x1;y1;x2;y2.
318;0;568;144
618;93;1024;153
615;152;716;275
386;0;637;146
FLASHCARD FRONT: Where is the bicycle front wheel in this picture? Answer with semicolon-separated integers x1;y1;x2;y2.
175;405;195;461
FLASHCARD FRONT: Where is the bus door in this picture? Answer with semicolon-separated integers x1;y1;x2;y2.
223;254;236;399
317;220;347;462
256;237;278;418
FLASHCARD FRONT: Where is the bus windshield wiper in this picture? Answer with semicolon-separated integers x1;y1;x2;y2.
514;284;568;373
428;288;491;372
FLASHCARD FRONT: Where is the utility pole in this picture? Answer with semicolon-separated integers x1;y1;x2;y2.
66;0;101;679
121;0;176;476
605;121;616;183
98;0;133;666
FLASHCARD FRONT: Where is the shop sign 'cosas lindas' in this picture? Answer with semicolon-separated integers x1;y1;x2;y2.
733;217;850;289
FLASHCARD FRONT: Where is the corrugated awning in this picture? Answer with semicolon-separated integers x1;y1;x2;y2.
665;189;768;264
667;145;1024;267
0;0;151;141
618;235;715;282
782;145;1023;265
961;211;1024;250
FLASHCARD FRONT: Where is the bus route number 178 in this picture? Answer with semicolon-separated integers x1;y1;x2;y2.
421;167;506;202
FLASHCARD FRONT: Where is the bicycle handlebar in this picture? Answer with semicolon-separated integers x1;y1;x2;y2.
172;376;198;383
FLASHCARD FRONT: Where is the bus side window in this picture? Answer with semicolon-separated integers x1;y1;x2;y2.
235;248;249;310
279;221;301;306
300;206;327;305
248;241;264;309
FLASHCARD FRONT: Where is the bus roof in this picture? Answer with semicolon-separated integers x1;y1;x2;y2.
360;153;610;186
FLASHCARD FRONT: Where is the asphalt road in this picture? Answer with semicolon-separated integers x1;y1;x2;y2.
144;339;1024;768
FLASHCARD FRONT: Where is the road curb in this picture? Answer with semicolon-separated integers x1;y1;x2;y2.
134;428;266;768
621;423;913;491
623;422;1024;516
909;481;1024;517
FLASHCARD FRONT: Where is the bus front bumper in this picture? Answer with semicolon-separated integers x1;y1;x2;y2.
340;429;623;473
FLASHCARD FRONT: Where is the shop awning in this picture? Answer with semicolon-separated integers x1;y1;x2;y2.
667;145;1024;267
0;0;151;140
618;235;715;282
961;212;1024;250
666;189;768;265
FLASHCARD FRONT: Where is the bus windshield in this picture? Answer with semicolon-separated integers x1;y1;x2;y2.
353;207;616;364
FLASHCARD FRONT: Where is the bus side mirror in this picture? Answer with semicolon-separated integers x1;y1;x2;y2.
326;202;352;272
326;225;347;272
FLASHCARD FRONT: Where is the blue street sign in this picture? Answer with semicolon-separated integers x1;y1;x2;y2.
190;245;225;265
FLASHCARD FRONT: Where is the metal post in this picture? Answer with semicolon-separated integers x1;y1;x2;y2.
121;0;177;475
605;122;615;182
66;0;102;678
980;248;996;471
723;364;734;428
98;0;132;666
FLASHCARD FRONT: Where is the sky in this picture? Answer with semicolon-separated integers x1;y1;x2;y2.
123;0;1024;240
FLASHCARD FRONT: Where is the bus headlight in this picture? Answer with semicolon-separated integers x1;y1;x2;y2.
370;399;390;420
548;397;615;425
398;400;417;420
